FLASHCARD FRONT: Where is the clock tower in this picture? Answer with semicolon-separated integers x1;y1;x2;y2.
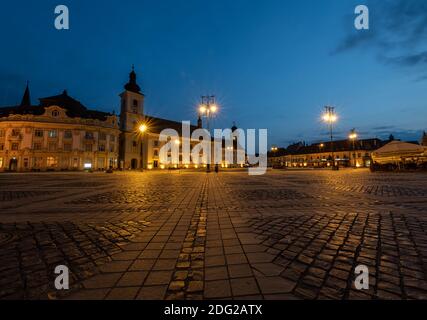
119;66;145;169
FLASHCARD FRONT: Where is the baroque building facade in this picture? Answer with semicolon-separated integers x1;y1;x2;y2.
0;85;119;172
0;68;244;172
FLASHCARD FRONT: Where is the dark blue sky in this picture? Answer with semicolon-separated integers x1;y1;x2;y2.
1;0;426;146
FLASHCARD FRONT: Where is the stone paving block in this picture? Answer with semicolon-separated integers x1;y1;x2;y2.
99;260;132;273
256;276;296;294
106;287;139;300
129;259;156;271
205;266;229;281
152;259;177;271
83;273;121;289
230;277;260;296
205;255;226;267
228;264;253;279
246;252;275;264
66;289;109;300
112;251;141;261
137;285;167;300
204;280;232;299
253;263;285;276
205;247;224;257
226;253;248;265
139;249;161;259
144;271;174;286
117;271;148;287
187;281;203;293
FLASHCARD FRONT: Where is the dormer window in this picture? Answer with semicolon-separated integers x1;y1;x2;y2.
52;110;60;117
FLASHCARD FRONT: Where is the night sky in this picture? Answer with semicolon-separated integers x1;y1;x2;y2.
1;0;426;147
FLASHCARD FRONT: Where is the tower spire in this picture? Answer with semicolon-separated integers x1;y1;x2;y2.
20;81;31;107
124;65;142;94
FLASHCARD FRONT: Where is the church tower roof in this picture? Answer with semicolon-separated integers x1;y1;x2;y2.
124;65;143;95
20;81;31;107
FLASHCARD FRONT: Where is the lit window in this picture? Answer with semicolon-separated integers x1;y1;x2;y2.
33;157;43;168
47;157;58;167
48;130;57;138
0;157;3;168
35;130;43;137
85;132;94;139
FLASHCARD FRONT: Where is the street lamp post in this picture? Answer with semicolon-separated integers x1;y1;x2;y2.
319;143;324;167
198;95;218;173
322;106;338;170
138;123;148;172
349;128;358;168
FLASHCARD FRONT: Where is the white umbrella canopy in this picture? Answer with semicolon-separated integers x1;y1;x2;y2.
372;141;426;163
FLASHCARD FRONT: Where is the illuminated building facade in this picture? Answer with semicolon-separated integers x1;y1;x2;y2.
0;68;243;172
268;139;384;168
0;86;119;172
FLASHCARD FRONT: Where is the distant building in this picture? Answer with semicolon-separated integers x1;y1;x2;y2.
268;138;383;168
422;131;427;146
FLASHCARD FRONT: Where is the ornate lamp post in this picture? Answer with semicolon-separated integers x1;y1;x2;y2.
318;143;324;167
138;123;148;171
349;128;358;168
198;95;218;172
322;106;338;169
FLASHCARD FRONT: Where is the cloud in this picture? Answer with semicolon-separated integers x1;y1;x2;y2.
334;0;427;78
385;51;427;67
371;125;396;130
333;32;375;54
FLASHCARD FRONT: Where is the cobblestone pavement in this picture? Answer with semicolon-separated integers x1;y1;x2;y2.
0;169;426;300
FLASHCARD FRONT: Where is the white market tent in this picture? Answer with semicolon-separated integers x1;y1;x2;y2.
372;141;426;164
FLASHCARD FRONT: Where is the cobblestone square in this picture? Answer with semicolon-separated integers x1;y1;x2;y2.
0;169;426;300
